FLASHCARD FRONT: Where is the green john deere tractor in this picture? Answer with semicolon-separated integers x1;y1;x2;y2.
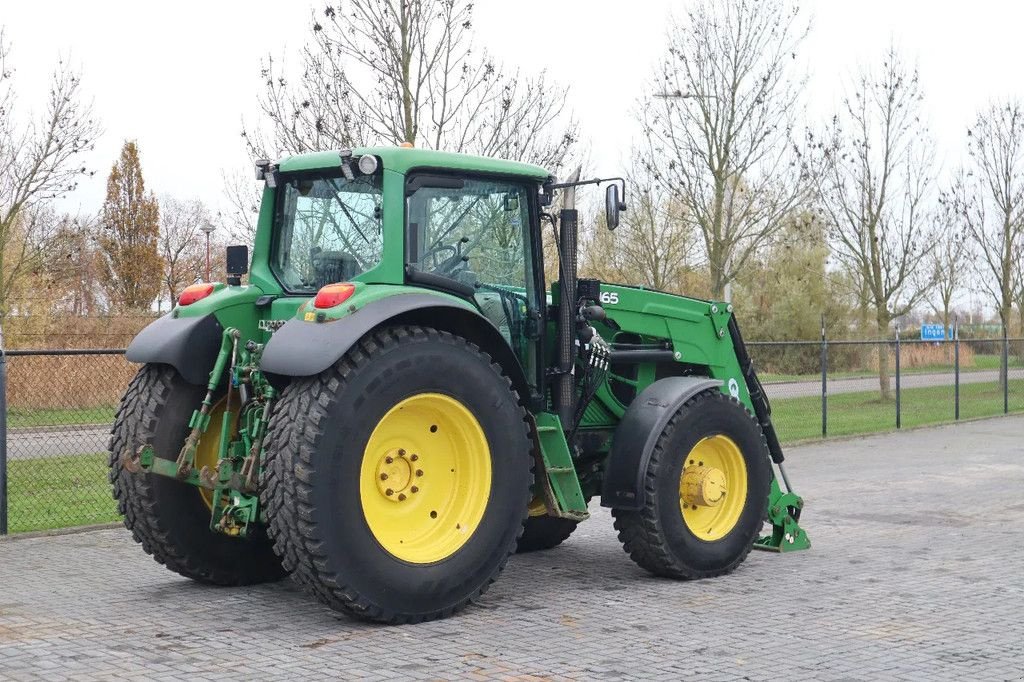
111;146;809;623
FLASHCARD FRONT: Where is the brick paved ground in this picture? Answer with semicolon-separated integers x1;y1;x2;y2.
1;416;1023;681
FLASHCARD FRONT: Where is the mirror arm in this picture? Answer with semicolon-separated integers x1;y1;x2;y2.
548;176;627;203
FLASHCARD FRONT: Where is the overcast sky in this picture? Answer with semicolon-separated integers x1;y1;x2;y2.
4;0;1024;229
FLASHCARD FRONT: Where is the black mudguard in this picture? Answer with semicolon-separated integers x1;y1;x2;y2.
125;313;223;385
260;293;514;387
600;376;722;510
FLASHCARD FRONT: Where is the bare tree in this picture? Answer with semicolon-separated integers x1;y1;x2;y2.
1014;241;1024;334
929;193;969;333
813;47;936;399
955;101;1024;345
641;0;811;299
220;170;262;245
0;30;101;316
581;168;701;293
246;0;578;170
39;214;104;315
159;196;209;306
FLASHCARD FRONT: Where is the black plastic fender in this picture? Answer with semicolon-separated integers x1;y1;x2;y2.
260;293;527;393
600;376;722;510
124;313;223;385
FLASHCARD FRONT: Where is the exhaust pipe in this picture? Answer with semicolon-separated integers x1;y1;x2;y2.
555;168;581;431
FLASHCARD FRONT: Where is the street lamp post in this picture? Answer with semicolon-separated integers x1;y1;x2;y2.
200;222;216;281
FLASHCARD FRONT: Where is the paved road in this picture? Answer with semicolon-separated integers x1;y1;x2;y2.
8;368;1022;461
764;367;1024;399
6;425;110;461
2;415;1023;680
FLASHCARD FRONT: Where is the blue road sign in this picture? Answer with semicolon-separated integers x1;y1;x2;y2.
921;324;946;341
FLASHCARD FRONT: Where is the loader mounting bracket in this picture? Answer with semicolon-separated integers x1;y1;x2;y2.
753;477;810;552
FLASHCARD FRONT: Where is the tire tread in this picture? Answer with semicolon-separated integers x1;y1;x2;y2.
611;389;769;579
261;325;532;623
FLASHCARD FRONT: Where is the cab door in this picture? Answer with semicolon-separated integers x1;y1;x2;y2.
404;173;545;389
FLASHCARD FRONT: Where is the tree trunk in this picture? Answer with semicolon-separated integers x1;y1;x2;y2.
876;312;892;401
942;307;953;363
1000;304;1011;390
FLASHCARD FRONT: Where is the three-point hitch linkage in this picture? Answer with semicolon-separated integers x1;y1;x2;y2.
122;328;276;537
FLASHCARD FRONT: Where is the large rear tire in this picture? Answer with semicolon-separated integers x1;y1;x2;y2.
612;389;770;579
515;497;587;553
261;326;533;623
108;364;284;585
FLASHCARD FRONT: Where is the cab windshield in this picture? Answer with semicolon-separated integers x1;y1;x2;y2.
271;171;383;293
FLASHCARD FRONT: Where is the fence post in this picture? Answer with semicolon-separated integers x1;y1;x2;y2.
1004;324;1010;415
0;319;7;536
821;315;828;439
954;318;960;421
895;325;902;429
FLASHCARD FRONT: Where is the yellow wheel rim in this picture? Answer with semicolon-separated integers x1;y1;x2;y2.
360;393;491;564
193;397;236;510
527;496;548;517
679;435;747;541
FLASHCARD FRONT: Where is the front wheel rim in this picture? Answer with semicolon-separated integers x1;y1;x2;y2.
679;434;747;541
360;393;492;564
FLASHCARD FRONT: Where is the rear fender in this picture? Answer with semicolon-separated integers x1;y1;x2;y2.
600;376;722;510
125;313;224;385
260;293;531;399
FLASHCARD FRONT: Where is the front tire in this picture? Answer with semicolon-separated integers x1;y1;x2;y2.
262;326;533;623
108;364;284;585
612;389;771;579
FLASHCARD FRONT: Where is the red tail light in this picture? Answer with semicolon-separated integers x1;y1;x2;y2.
178;283;215;306
313;283;356;309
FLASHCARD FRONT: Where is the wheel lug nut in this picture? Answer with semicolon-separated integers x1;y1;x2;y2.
385;456;394;464
416;470;423;477
380;473;388;480
398;493;407;501
398;449;406;457
386;488;394;496
411;486;419;493
410;454;418;461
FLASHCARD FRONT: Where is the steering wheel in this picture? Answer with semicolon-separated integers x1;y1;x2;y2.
421;243;458;270
423;243;471;277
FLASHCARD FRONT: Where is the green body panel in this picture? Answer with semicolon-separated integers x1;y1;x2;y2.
173;284;306;348
247;185;278;293
294;282;475;324
549;282;752;429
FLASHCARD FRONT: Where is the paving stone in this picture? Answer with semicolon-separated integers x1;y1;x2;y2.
1;416;1023;680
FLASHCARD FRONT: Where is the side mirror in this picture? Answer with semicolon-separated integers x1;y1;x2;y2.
225;245;249;286
605;183;626;230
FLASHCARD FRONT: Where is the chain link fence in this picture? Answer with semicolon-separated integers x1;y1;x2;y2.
749;334;1024;443
1;335;1022;534
0;350;134;534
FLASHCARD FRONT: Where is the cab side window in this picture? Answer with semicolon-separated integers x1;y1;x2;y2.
406;177;532;292
406;175;541;382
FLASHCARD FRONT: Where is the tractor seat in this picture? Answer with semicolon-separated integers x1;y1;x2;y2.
453;270;511;342
312;250;359;287
475;292;512;343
